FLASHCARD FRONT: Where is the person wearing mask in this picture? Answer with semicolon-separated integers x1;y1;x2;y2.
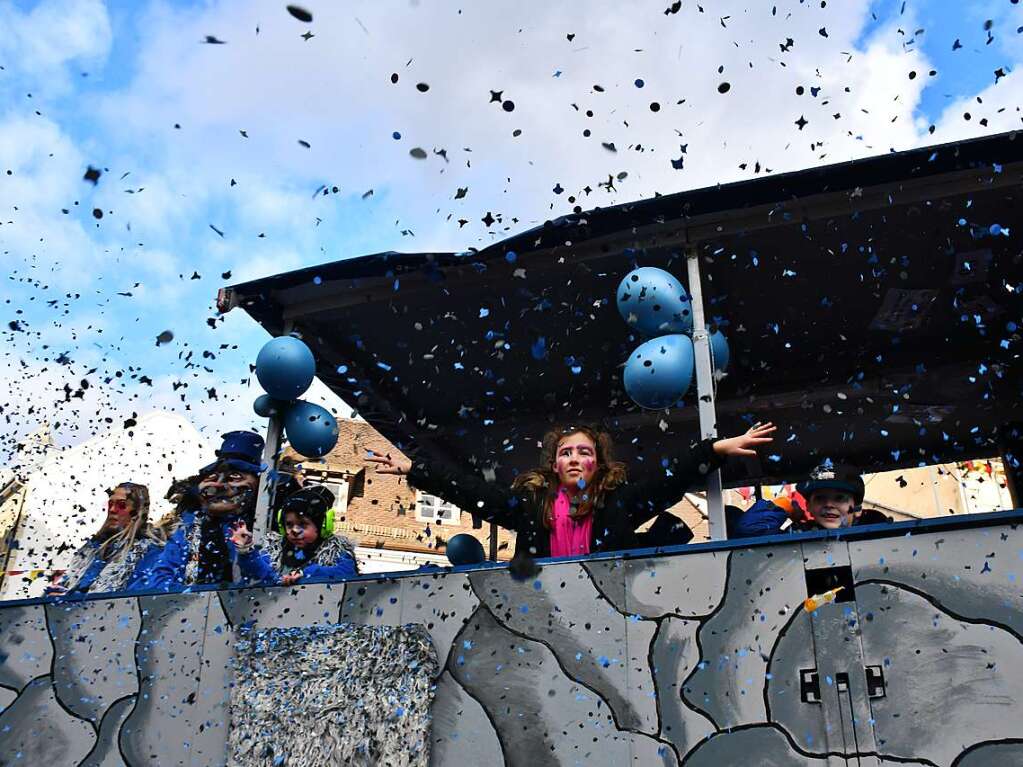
139;431;264;590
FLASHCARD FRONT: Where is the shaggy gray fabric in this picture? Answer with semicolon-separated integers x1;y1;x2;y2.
229;622;438;767
259;530;360;575
61;536;157;594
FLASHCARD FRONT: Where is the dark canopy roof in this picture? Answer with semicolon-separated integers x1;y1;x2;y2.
223;130;1023;488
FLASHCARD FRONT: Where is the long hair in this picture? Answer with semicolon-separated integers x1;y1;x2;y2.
150;475;203;540
96;482;152;559
512;425;627;529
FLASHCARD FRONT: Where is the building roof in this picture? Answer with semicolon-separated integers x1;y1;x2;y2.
223;130;1023;488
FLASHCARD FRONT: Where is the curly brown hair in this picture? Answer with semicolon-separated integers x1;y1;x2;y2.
512;425;627;529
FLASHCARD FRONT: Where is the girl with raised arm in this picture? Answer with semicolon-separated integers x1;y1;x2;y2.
367;422;775;559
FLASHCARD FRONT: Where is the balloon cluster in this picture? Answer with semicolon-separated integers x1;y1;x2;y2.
616;267;729;409
252;336;339;458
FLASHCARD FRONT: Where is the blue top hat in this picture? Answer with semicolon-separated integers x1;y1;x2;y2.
199;431;266;477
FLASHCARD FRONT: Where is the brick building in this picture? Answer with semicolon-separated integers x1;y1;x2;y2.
282;419;516;572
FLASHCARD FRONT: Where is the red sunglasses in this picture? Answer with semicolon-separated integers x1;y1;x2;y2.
107;499;132;512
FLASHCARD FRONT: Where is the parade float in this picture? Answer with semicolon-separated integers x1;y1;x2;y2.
1;129;1021;766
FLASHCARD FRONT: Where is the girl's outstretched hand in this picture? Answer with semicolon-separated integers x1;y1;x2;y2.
713;422;776;457
366;450;412;476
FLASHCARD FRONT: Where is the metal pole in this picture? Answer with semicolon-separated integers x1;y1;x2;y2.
686;246;726;539
252;415;284;545
949;463;971;515
252;323;295;545
489;521;499;561
1004;452;1022;509
928;465;944;516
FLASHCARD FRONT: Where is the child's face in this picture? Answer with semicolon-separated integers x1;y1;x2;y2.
553;432;598;489
808;489;857;529
283;511;319;549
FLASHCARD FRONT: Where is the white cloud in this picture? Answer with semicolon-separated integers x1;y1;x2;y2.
86;0;948;252
930;67;1023;142
0;0;112;95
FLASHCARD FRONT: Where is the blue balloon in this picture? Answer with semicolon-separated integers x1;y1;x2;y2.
446;533;486;566
283;400;339;458
616;267;693;336
623;334;695;409
709;329;730;374
255;336;316;400
253;394;286;418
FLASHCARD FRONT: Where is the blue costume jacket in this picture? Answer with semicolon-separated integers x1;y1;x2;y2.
50;536;165;597
133;511;244;591
728;499;891;538
235;531;358;586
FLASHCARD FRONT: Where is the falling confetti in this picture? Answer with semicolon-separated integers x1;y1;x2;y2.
285;5;313;23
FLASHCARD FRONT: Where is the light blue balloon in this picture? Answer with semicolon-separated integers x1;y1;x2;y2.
255;336;316;400
623;334;695;409
616;267;693;336
284;400;339;458
709;329;730;373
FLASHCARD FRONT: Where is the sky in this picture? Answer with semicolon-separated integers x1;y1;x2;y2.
1;0;1021;472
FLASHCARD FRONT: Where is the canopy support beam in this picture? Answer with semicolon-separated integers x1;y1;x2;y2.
686;246;726;540
253;322;294;545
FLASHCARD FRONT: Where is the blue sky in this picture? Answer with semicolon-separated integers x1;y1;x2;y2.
1;0;1019;467
857;0;1022;126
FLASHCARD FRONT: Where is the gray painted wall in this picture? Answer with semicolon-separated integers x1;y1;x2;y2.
1;518;1021;766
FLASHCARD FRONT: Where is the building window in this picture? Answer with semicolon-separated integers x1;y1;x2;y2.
320;481;346;507
414;492;461;524
301;475;349;511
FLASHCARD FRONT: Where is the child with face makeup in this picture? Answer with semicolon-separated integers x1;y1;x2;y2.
229;486;358;586
368;422;775;560
47;483;166;596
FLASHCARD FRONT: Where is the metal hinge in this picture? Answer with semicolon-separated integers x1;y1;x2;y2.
800;666;886;703
865;665;886;699
800;669;821;703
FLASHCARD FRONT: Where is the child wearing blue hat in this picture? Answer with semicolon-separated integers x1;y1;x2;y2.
731;461;890;537
230;485;358;585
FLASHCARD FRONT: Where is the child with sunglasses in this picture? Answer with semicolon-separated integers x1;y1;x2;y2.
47;483;165;596
230;486;358;586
